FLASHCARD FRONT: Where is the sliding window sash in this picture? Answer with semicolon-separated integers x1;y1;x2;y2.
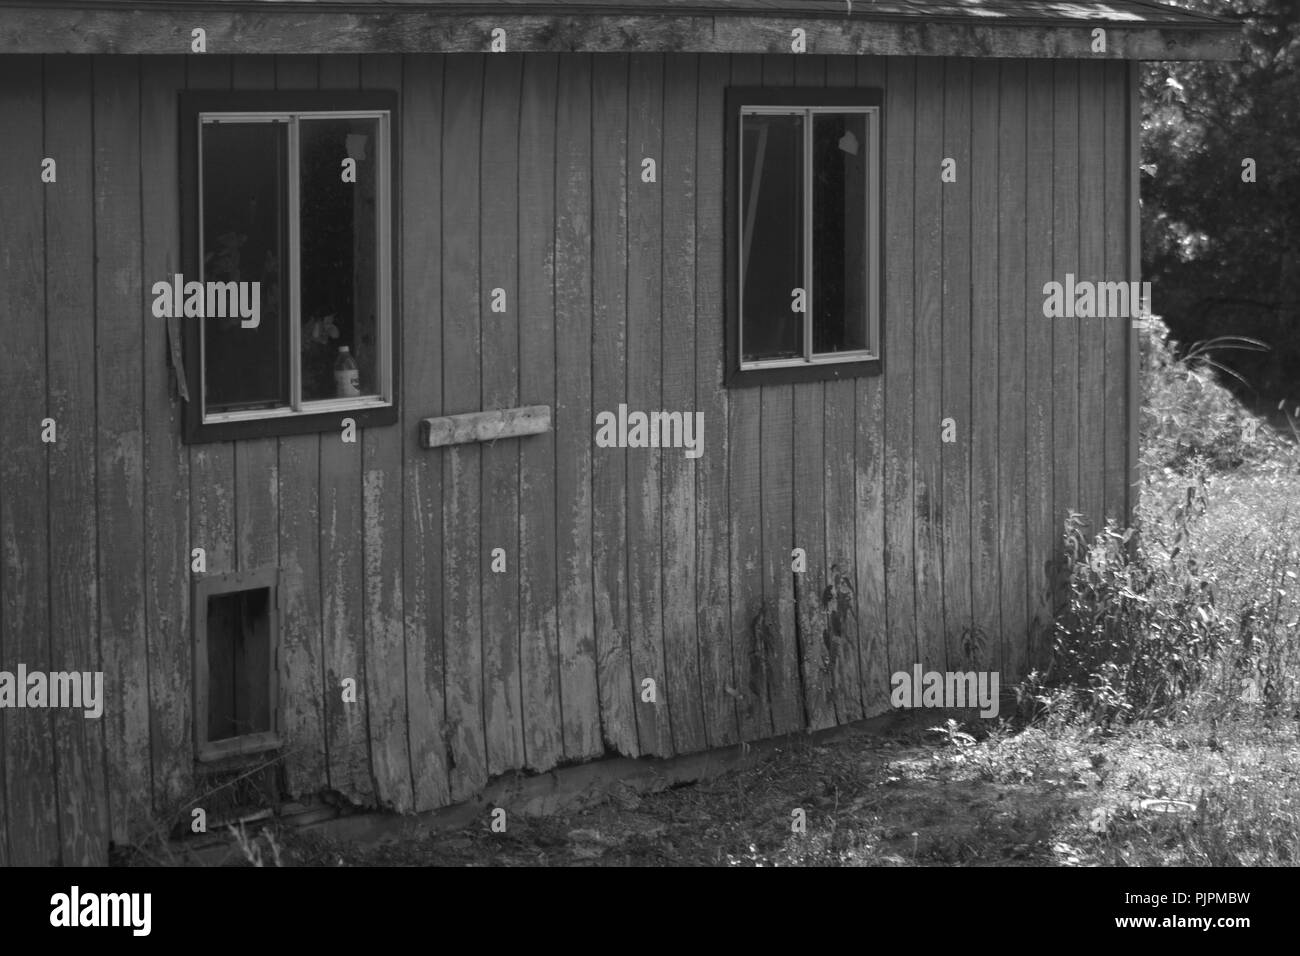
737;104;879;371
197;109;392;425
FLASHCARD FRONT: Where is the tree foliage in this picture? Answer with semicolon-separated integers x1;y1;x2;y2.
1142;0;1300;407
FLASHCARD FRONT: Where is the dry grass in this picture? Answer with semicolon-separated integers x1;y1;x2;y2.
262;701;1298;867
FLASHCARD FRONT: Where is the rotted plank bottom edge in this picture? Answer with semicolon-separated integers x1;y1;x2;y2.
284;710;903;849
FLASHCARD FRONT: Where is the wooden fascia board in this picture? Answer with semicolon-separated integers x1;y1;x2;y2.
0;8;1243;59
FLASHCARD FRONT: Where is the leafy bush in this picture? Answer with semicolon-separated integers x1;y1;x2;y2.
1044;484;1228;724
1138;315;1280;473
1024;317;1300;726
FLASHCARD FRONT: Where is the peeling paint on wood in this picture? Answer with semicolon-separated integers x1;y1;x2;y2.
0;56;58;865
913;57;945;675
0;48;1149;857
883;55;918;691
790;56;835;733
726;55;770;744
276;50;329;805
181;57;237;826
822;54;864;726
441;53;489;798
518;52;565;770
401;53;453;811
1051;59;1081;656
555;52;604;762
47;54;108;865
142;55;195;814
1025;59;1057;679
694;52;740;749
591;53;639;758
1103;62;1129;530
976;58;1008;679
758;53;801;737
1078;59;1107;549
479;52;527;777
420;404;551;449
661;52;706;755
854;54;890;719
626;51;673;758
941;57;976;677
96;53;153;850
360;54;414;813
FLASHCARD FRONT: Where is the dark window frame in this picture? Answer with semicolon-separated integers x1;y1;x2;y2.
192;567;281;763
723;86;885;388
179;90;400;443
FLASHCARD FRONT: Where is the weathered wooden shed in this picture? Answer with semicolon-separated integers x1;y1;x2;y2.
0;0;1237;864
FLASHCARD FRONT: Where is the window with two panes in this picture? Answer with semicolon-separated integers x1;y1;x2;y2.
181;93;396;442
727;89;881;386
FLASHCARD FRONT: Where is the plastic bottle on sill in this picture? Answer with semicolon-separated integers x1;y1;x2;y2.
334;346;361;398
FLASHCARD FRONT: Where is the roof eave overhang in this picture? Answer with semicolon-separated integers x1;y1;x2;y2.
0;8;1244;60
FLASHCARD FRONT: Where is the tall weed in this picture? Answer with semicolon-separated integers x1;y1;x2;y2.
1030;317;1299;725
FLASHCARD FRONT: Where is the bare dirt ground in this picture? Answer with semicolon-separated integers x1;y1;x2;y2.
268;712;1105;867
118;700;1298;867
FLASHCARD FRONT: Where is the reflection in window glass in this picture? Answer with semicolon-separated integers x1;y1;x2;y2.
201;121;288;412
740;112;803;362
813;112;869;355
300;117;380;402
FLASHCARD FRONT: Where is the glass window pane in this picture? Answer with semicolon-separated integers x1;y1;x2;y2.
812;112;870;355
300;116;382;402
201;121;289;413
741;111;803;362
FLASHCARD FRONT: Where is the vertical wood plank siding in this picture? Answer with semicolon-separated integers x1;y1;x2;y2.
480;52;526;776
791;54;834;732
142;54;193;824
854;55;890;719
401;54;452;811
727;52;771;744
591;53;639;757
662;53;707;754
1050;60;1081;664
971;59;1004;680
992;61;1026;684
94;54;151;849
912;58;945;677
0;52;1133;854
276;53;328;803
626;52;672;757
0;55;57;864
1024;60;1057;678
940;58;975;676
47;55;108;865
440;53;489;798
518;53;565;768
758;53;801;737
825;56;865;725
695;54;740;749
